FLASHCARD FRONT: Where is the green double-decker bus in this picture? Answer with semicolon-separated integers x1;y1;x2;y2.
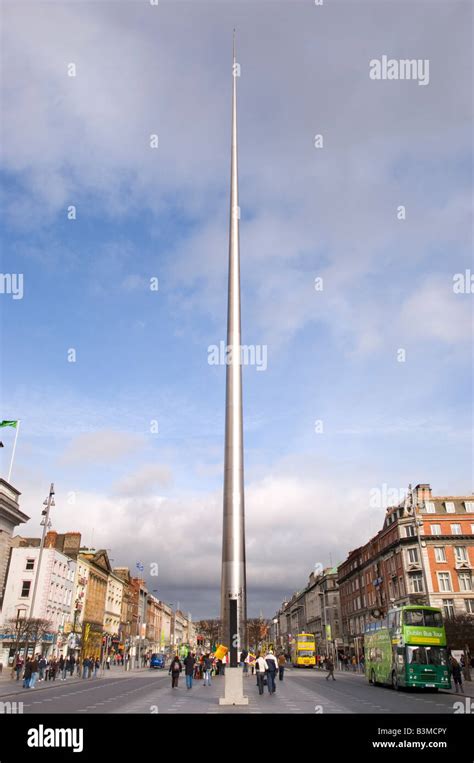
364;605;451;691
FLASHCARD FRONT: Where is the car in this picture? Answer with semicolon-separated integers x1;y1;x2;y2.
150;653;165;669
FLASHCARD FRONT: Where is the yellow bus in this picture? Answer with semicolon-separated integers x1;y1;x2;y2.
291;633;316;668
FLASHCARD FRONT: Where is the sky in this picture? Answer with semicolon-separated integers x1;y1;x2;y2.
0;0;472;620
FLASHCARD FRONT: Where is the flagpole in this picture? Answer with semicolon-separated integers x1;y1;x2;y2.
7;420;20;483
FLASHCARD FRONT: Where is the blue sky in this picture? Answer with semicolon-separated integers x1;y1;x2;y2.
0;0;472;619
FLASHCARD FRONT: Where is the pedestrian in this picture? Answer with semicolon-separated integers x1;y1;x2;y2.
23;658;32;689
265;650;278;694
94;658;100;677
62;656;69;681
241;649;249;675
255;652;268;696
183;652;196;690
82;657;89;679
450;657;464;694
202;654;213;686
169;654;182;689
58;656;65;680
14;656;23;681
69;655;75;676
76;658;81;677
49;658;58;681
38;655;46;682
29;656;39;689
106;655;111;670
325;657;336;681
278;652;286;681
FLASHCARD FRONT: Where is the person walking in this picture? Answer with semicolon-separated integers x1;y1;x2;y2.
325;656;336;681
450;656;464;694
23;658;32;689
183;652;196;690
82;657;90;679
49;658;58;681
202;654;212;686
278;652;286;681
255;653;268;696
241;649;249;675
265;650;278;694
14;656;23;681
69;655;75;676
106;655;111;670
38;655;46;682
94;658;100;678
169;654;182;689
29;656;39;689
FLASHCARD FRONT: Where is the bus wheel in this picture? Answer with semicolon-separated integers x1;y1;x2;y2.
391;672;399;691
370;670;376;685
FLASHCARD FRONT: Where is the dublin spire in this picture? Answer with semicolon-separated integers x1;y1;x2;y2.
220;30;247;664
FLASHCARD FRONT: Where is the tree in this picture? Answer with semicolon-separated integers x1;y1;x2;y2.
2;616;52;668
195;619;220;649
444;613;473;681
247;617;270;651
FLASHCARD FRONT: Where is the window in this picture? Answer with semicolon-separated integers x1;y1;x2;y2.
407;548;419;564
434;547;446;563
410;573;424;593
25;558;35;571
464;501;474;513
443;599;455;619
445;501;455;513
454;547;468;564
407;646;447;666
21;581;31;598
451;524;462;535
458;572;472;592
425;501;436;513
431;525;441;536
404;609;442;627
405;525;416;537
465;599;474;614
437;572;452;592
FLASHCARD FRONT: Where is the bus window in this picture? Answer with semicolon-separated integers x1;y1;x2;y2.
404;610;424;626
396;647;405;667
422;611;443;627
404;609;442;627
407;646;447;666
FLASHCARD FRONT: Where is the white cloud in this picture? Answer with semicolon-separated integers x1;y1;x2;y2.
60;430;146;465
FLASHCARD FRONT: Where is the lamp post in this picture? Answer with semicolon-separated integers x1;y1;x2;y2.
29;483;55;621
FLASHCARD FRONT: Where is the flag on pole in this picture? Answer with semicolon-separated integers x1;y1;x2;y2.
0;421;18;428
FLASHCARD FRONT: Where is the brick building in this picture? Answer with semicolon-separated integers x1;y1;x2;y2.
338;484;474;654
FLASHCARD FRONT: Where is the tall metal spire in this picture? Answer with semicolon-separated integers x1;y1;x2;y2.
220;29;247;663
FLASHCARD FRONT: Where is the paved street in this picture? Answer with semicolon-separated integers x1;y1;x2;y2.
0;668;469;714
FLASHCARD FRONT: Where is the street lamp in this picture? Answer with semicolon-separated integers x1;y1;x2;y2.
29;484;55;622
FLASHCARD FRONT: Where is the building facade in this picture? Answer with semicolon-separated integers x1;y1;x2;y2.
0;479;29;609
338;484;474;654
0;544;76;662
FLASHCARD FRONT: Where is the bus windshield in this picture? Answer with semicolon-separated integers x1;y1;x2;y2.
404;609;443;627
297;635;314;643
406;646;447;666
297;650;314;657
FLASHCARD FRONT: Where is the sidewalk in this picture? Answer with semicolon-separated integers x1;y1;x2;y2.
0;666;153;697
314;666;474;699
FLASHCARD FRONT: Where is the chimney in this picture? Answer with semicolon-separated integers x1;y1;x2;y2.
45;530;58;548
414;484;432;502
